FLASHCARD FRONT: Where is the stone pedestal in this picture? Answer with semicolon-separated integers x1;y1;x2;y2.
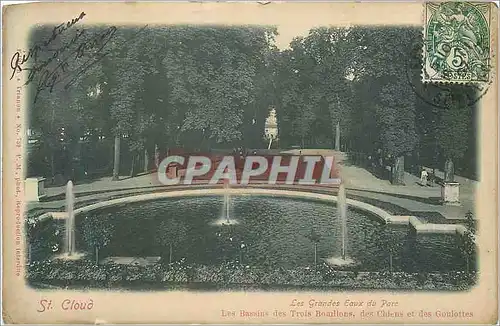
25;177;46;202
441;182;460;206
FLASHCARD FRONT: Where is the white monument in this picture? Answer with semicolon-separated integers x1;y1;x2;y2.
264;108;278;149
25;177;46;202
441;182;460;206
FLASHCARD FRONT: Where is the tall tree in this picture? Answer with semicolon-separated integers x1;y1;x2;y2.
303;27;360;150
28;26;109;182
435;88;472;182
274;38;317;148
107;27;149;180
376;82;418;184
358;27;421;184
155;219;188;264
82;214;115;264
158;26;277;150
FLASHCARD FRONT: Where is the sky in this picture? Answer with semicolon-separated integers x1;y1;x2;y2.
1;1;316;50
274;26;311;50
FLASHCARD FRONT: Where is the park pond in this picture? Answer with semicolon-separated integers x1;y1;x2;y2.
77;196;467;272
26;195;477;290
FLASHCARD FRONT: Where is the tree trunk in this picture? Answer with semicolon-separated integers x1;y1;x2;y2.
112;135;121;181
444;157;454;182
391;155;405;185
415;151;420;175
389;253;393;273
144;148;149;173
465;255;470;274
50;151;55;182
169;243;173;265
314;243;317;265
130;153;137;177
154;144;160;168
335;121;340;151
95;246;99;265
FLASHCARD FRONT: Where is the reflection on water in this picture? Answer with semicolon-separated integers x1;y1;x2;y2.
76;196;466;272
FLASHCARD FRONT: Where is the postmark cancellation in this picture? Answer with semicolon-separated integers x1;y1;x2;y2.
423;2;493;84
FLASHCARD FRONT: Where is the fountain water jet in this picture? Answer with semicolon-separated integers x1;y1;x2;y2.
55;181;84;260
338;182;347;260
223;178;231;223
65;180;76;255
325;182;355;266
211;171;239;226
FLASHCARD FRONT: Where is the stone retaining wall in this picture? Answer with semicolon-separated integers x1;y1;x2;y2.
36;187;468;237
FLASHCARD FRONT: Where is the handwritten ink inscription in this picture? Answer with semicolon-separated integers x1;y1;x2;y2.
9;12;146;103
10;11;87;79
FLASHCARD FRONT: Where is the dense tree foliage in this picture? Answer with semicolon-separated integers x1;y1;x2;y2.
28;25;278;181
82;214;115;264
155;219;188;264
26;25;477;184
273;26;477;184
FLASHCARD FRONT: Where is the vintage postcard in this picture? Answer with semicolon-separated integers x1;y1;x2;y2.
2;1;498;324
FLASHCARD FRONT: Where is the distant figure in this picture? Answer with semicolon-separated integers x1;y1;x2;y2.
428;170;435;185
420;169;428;186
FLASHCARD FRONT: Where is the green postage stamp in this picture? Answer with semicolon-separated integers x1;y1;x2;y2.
423;1;492;83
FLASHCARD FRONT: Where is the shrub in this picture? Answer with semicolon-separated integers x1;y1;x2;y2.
26;259;476;291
